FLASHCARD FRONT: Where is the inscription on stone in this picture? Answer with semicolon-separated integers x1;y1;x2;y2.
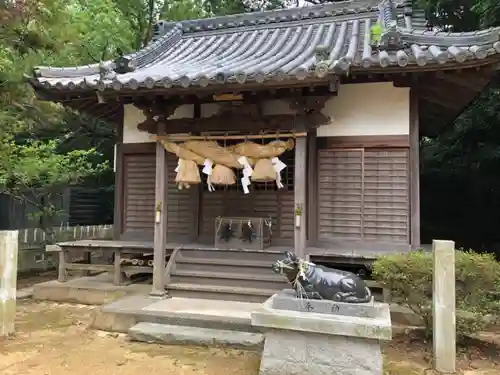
303;302;314;312
331;304;340;313
272;290;379;318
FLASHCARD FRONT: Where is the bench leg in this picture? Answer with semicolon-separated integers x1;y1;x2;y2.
58;250;67;282
113;250;123;285
84;250;92;277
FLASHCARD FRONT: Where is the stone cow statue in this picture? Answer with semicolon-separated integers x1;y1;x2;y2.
271;251;372;303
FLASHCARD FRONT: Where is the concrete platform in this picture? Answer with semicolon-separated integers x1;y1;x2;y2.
32;273;423;327
93;294;263;333
16;287;34;300
33;273;150;305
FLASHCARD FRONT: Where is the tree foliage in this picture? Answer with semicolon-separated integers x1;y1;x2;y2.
0;0;291;231
0;137;106;234
373;250;500;341
415;0;499;30
4;0;498;249
0;0;135;231
413;0;500;251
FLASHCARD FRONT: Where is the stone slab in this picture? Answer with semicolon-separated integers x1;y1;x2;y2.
32;277;150;305
259;329;382;375
272;289;380;318
128;322;263;350
16;287;33;299
252;295;392;341
144;297;257;321
95;294;261;334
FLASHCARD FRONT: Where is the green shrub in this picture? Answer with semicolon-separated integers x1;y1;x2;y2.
372;249;500;341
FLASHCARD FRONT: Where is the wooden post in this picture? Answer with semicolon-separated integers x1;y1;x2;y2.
150;124;168;298
113;106;124;240
113;249;123;285
58;248;67;282
0;230;19;337
294;136;307;259
306;130;318;247
432;239;456;373
410;87;421;248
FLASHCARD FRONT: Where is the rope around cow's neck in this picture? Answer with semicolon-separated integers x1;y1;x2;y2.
276;258;321;307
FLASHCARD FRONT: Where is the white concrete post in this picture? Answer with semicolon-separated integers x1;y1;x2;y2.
432;239;456;373
0;230;19;337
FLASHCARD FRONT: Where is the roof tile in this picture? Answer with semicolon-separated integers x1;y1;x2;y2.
31;1;500;91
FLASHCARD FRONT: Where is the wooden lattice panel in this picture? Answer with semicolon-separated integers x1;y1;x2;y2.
123;153;155;234
317;147;410;244
318;149;364;241
122;152;195;241
166;153;197;242
363;149;409;243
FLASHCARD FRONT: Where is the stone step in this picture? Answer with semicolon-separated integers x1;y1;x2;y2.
128;322;264;350
175;257;276;275
170;269;289;291
167;283;273;303
170;271;289;293
176;257;273;268
177;248;281;263
172;269;285;282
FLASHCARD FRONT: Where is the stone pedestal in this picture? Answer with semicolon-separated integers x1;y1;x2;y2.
251;290;392;375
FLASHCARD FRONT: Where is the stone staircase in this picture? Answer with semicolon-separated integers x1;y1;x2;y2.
166;248;289;302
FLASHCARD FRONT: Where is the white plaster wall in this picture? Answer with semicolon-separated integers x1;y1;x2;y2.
317;82;410;137
122;104;194;143
121;82;409;144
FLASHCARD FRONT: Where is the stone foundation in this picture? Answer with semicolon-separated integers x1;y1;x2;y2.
251;290;392;375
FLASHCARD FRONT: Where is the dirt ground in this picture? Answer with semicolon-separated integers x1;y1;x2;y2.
16;270;58;289
3;275;499;375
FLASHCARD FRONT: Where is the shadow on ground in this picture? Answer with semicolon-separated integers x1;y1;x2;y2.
2;299;499;375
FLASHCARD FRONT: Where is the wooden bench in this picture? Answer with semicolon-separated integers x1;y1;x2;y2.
46;241;154;286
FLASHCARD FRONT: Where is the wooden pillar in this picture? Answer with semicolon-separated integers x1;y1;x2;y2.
410;87;421;248
191;104;201;242
432;240;456;373
58;249;67;282
306;130;318;247
294;135;307;258
0;230;18;338
150;123;168;298
113;106;124;240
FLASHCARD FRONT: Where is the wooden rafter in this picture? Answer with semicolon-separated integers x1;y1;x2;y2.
136;94;333;135
434;70;492;92
419;92;462;111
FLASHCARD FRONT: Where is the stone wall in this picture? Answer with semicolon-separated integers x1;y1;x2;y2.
15;224;113;274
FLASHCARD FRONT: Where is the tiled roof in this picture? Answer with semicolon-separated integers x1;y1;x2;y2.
31;0;500;91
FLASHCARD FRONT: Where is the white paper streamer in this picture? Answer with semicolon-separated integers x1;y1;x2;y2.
271;157;287;189
202;159;213;175
238;156;253;194
237;156;253;175
241;174;251;194
206;176;215;192
202;159;215;192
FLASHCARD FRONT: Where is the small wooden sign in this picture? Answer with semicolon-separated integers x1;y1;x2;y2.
213;93;244;101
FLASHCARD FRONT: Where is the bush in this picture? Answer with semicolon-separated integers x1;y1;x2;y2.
372;249;500;341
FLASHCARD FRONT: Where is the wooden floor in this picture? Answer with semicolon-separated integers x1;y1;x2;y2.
56;239;413;261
